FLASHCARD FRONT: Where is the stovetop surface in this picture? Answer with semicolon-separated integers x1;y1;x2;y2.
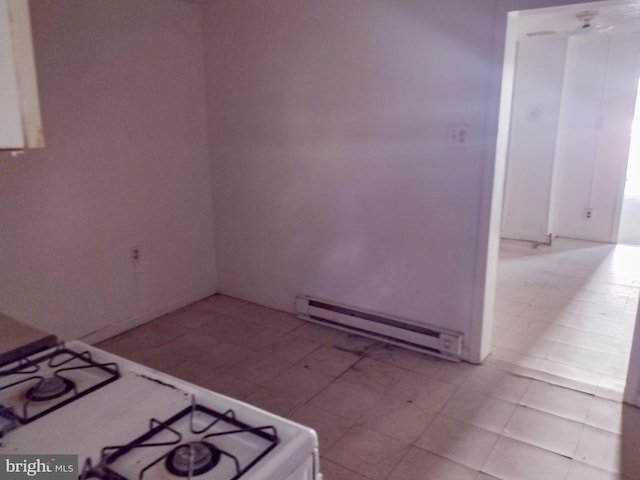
0;345;120;425
0;342;318;480
85;402;279;479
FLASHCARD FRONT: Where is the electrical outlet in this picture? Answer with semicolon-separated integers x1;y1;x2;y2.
585;208;593;220
447;124;470;148
131;246;141;263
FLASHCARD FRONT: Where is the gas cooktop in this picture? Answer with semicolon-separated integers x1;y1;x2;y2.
0;344;120;430
0;341;322;480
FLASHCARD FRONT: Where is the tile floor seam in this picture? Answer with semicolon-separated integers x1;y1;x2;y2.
381;444;414;480
501;407;587;460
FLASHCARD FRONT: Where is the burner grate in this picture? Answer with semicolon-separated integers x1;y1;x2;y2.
0;345;120;424
81;398;279;480
0;405;20;439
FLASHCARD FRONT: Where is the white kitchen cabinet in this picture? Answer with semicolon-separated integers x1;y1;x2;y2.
0;0;43;150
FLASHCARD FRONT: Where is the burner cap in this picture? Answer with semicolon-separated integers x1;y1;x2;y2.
165;441;221;477
26;376;75;402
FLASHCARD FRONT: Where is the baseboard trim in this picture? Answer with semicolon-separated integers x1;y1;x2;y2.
77;288;217;345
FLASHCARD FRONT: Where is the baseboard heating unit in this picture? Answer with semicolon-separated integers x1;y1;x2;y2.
295;295;463;362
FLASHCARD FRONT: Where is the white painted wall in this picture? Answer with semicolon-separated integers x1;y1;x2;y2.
203;0;495;360
0;0;217;342
501;35;568;243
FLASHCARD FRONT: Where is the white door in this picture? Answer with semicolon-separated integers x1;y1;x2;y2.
500;35;568;244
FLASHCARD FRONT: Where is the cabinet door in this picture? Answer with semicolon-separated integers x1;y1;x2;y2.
0;0;43;150
0;0;23;149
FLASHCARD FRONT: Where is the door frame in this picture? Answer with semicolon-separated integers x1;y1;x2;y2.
612;52;640;244
473;0;640;407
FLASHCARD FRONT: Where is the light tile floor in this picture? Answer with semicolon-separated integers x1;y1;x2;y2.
493;238;639;398
98;238;640;480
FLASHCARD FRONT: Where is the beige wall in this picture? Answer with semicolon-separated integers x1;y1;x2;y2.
0;0;217;341
203;0;496;360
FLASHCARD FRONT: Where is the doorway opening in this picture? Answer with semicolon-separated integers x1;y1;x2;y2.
487;1;640;403
617;75;640;246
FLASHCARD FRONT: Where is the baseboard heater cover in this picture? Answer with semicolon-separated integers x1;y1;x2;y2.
295;295;463;362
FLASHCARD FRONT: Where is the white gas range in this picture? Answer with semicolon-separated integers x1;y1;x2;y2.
0;340;322;480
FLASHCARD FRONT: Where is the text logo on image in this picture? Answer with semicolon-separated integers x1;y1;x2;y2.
0;455;77;479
